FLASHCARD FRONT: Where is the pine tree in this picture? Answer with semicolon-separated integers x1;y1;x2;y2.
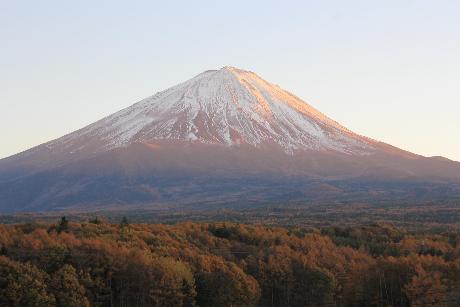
57;216;69;233
120;216;129;228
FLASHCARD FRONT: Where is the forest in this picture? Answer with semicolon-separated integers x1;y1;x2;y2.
0;218;459;307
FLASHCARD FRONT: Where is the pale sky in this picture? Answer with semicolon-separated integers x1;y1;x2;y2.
1;0;459;161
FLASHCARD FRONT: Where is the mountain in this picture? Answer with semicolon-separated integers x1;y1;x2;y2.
1;66;460;212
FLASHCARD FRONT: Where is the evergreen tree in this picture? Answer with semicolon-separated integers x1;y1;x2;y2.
57;216;69;233
120;216;129;228
89;217;100;225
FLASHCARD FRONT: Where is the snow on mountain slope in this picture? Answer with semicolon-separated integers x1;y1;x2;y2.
46;66;376;156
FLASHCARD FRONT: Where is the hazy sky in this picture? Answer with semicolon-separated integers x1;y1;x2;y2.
1;0;460;160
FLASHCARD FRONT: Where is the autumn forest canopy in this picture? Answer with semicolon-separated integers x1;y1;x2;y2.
0;218;460;307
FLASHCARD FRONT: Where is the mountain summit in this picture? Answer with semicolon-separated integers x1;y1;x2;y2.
45;66;374;156
1;67;459;212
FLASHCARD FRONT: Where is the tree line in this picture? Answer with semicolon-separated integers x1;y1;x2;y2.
0;218;459;306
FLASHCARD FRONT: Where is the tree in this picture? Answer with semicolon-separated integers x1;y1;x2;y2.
120;216;129;228
0;245;7;256
0;256;55;307
291;263;335;307
405;266;447;306
49;264;90;307
195;259;260;307
89;217;101;225
57;216;69;234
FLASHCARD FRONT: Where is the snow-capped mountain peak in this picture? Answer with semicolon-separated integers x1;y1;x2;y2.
49;66;376;155
3;66;460;213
